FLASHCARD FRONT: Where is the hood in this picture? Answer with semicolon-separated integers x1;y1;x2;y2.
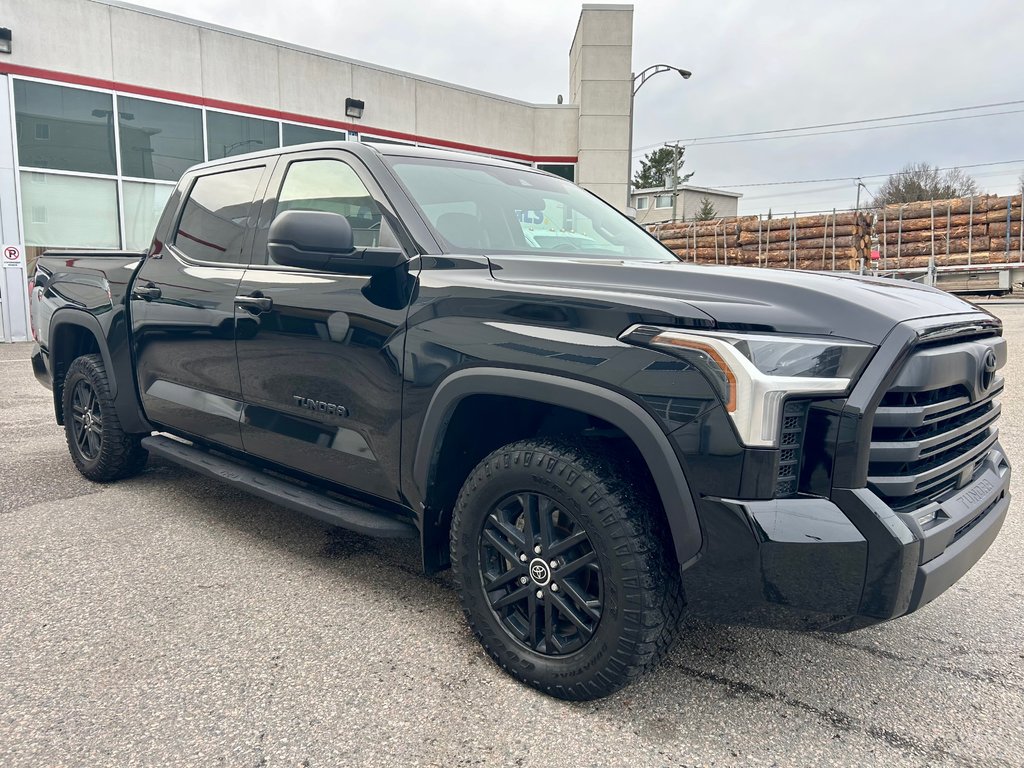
487;256;989;344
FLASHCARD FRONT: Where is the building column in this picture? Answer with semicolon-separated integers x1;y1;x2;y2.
0;73;30;343
569;4;633;209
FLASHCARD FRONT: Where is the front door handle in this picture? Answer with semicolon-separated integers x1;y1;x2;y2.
234;294;273;312
132;284;161;300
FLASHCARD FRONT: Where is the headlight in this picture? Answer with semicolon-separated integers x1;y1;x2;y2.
621;326;874;447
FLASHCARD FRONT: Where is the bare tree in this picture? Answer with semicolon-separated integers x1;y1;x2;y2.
872;162;979;206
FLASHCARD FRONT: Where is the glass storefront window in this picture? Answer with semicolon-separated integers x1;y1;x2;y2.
20;172;120;248
536;163;575;183
123;181;174;251
13;80;117;175
282;123;346;146
119;97;204;181
206;111;279;161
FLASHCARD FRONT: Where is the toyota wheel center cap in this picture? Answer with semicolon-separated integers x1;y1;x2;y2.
529;558;551;587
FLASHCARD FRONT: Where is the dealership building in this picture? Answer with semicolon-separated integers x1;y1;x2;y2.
0;0;645;341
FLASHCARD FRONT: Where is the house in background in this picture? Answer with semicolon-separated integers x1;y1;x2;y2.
631;184;742;224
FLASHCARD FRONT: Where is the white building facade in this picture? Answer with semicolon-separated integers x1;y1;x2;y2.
631;185;742;225
0;0;635;341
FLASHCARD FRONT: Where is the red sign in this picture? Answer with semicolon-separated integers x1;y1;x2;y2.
3;246;19;261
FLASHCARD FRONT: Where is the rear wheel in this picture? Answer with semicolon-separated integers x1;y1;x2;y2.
451;438;684;700
62;354;148;482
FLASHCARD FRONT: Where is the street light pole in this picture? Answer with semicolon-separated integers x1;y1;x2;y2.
627;64;692;208
670;142;681;224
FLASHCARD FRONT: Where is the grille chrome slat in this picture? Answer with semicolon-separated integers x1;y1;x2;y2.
869;402;1000;463
867;335;1004;512
872;382;1002;429
869;428;998;498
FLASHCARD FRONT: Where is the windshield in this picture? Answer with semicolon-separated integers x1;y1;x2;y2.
385;157;677;261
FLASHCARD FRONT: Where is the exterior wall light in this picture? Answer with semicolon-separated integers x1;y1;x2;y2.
0;29;12;55
345;98;364;119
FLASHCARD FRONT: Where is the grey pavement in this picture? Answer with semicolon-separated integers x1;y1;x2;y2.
1;311;1023;768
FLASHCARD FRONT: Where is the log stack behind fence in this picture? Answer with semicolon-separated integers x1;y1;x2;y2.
874;194;1024;270
649;193;1024;272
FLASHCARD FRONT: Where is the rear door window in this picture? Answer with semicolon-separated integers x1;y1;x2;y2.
173;166;265;264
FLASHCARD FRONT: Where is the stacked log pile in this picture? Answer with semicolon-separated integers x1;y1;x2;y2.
651;217;748;264
648;193;1024;272
875;194;1024;269
653;211;871;270
734;211;872;270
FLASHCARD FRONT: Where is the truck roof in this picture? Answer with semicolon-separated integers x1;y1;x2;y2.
194;140;537;174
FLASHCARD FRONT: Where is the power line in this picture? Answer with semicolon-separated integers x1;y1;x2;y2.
663;99;1024;143
632;106;1024;154
706;158;1024;189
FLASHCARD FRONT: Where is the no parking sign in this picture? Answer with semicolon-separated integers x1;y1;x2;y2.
2;244;23;267
1;243;29;342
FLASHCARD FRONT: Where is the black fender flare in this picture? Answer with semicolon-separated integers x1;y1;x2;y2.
49;308;152;434
413;367;703;568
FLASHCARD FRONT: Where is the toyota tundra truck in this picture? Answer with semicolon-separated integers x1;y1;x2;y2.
29;142;1010;700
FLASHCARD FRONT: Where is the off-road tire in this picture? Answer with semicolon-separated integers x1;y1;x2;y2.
62;354;149;482
451;438;684;700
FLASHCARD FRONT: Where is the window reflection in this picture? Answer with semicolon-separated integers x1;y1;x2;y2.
282;123;346;146
206;111;279;160
119;97;203;181
174;167;264;263
13;80;116;175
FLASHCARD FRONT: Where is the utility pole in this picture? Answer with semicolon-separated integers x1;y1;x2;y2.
670;142;681;224
855;179;864;275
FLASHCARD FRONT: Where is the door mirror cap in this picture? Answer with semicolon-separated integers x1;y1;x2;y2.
624;206;638;221
268;209;405;275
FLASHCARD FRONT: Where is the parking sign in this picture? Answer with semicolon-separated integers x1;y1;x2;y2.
3;244;23;268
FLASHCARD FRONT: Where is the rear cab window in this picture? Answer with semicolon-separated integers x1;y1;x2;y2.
173;166;266;264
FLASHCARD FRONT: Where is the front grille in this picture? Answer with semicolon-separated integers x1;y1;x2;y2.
868;349;1003;513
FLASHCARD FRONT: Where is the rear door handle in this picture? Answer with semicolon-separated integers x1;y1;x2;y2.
132;284;161;300
234;294;273;312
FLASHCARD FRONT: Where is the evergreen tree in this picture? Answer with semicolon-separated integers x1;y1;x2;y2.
694;197;717;220
632;147;694;190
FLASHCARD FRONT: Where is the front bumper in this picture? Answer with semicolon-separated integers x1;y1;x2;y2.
681;441;1010;631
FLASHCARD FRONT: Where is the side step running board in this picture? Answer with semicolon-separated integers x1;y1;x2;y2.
141;434;417;539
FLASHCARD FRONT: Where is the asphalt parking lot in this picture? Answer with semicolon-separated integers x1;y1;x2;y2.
2;307;1023;768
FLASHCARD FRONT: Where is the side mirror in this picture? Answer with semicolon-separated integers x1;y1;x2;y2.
624;206;638;221
268;209;405;275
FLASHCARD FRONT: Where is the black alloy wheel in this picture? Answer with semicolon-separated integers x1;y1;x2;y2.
451;438;685;700
62;354;149;482
70;378;104;461
479;491;602;656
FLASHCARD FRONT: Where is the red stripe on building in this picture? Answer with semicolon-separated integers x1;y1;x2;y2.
0;62;578;164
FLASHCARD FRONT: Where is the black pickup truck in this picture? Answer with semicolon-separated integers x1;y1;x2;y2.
30;142;1010;700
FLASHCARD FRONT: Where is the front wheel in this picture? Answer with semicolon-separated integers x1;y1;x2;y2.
451;439;684;700
62;354;148;482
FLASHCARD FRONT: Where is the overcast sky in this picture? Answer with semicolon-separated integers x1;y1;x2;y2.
126;0;1024;215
